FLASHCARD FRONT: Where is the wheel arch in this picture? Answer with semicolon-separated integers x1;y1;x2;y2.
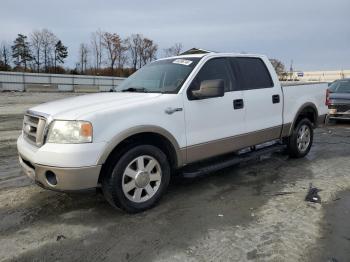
97;126;184;173
286;102;318;136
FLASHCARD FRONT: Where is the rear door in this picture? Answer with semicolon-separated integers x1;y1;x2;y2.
183;57;246;163
229;57;283;140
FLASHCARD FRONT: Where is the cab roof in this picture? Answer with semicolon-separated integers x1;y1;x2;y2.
159;52;266;60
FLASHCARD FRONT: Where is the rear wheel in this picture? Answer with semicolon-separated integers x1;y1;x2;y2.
102;145;170;213
287;118;314;158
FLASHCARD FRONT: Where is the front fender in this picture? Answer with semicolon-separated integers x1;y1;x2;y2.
96;125;185;167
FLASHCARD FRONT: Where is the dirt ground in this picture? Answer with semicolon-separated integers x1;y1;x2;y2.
0;92;350;262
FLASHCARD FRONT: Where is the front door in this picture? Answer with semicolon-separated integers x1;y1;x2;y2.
183;57;246;163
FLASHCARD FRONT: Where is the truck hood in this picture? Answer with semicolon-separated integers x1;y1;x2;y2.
29;92;162;120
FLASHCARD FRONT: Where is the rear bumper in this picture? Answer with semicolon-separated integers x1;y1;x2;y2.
327;104;350;120
327;107;350;121
19;154;101;191
328;114;350;120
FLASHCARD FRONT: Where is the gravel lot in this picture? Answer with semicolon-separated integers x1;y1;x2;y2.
0;92;350;262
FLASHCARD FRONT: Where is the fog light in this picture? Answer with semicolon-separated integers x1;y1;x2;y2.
329;108;337;114
45;171;57;186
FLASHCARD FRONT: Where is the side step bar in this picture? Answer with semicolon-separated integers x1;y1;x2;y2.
181;143;286;179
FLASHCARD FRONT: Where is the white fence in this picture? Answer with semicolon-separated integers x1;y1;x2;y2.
0;71;126;92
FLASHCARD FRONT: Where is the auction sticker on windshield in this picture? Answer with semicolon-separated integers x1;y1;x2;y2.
173;59;193;66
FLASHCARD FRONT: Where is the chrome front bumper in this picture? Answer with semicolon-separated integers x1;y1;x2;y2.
19;155;102;191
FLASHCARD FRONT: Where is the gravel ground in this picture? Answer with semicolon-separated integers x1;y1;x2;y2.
0;92;349;262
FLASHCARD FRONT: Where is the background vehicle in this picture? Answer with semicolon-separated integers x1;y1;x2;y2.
326;78;350;121
17;53;328;213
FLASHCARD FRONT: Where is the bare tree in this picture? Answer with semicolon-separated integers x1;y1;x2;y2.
126;34;158;70
269;58;285;77
139;38;157;67
90;29;103;74
163;43;183;57
126;34;142;70
102;32;128;74
78;43;89;74
41;29;58;72
0;42;11;70
102;32;118;73
30;30;44;72
116;38;128;69
29;29;67;73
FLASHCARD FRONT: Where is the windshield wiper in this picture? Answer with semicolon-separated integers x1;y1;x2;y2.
121;87;148;93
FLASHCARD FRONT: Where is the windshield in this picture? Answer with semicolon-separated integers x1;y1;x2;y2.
329;79;350;93
116;57;200;93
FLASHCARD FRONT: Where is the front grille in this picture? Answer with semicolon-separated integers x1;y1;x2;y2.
23;113;47;147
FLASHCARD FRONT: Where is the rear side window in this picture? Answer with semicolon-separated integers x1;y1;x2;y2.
230;57;274;90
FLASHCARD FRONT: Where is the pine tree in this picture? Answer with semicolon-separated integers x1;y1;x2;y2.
11;34;32;70
54;40;68;72
0;43;12;71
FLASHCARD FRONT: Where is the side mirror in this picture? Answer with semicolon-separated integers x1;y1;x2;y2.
190;79;225;100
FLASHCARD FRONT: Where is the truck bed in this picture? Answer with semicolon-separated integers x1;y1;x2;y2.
281;82;328;125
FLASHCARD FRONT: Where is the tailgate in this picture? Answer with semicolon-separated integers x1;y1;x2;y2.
329;93;350;110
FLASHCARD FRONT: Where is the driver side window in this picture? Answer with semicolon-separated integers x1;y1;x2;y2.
189;58;232;93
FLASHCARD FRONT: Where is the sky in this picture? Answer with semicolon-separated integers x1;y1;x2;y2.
1;0;349;71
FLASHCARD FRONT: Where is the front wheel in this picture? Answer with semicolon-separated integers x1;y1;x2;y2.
102;145;170;213
287;118;314;158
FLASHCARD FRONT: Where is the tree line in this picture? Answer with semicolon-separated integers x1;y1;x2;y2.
1;29;287;78
0;29;183;77
1;30;68;74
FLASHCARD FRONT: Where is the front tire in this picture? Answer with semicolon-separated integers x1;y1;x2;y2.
102;145;170;213
287;118;314;158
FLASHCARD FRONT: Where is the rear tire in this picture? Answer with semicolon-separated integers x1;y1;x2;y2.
101;145;170;213
287;118;314;158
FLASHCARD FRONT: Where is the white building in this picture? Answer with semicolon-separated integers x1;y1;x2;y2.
294;69;350;82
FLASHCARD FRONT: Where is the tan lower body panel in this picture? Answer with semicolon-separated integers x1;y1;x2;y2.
281;123;292;137
19;155;101;191
185;126;283;164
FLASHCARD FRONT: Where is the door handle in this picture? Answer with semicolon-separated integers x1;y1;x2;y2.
165;107;183;115
272;94;280;104
233;99;244;109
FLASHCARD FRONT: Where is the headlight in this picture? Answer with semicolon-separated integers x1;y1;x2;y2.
47;120;93;144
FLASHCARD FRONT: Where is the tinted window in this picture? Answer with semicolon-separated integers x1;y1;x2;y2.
189;58;232;92
329;80;350;93
230;57;273;90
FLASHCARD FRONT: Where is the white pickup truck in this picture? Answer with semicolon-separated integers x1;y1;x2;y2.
17;53;328;212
